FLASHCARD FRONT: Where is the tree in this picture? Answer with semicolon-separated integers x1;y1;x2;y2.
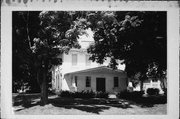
86;11;167;90
34;11;88;105
13;11;87;105
13;11;41;93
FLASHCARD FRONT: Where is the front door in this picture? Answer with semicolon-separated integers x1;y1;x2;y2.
96;78;105;92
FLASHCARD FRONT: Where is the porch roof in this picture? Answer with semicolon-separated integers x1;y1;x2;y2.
65;66;126;76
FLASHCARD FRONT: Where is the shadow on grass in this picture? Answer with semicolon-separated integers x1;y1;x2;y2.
124;95;167;108
13;93;42;110
13;93;166;114
48;97;133;114
53;104;110;114
13;94;132;114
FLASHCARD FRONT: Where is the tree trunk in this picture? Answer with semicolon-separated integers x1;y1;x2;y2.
40;68;48;106
140;80;144;91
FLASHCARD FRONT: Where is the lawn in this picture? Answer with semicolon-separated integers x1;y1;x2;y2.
13;93;167;115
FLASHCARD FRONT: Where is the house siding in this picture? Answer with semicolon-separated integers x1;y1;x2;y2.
61;50;106;75
61;71;127;93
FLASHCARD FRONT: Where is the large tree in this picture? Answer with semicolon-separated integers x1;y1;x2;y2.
33;11;88;105
13;11;87;105
86;11;167;90
13;11;41;93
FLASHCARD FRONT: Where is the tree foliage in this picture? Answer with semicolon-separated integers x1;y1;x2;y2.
32;11;87;70
13;11;88;105
86;11;167;82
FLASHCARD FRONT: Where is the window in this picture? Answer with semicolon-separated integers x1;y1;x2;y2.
56;71;59;89
72;54;77;66
86;76;91;87
114;77;119;87
75;76;78;87
85;55;91;66
57;75;59;89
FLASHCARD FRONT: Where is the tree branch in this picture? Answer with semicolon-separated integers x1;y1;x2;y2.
26;11;32;50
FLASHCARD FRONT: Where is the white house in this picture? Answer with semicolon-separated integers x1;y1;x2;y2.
128;78;166;94
51;29;127;93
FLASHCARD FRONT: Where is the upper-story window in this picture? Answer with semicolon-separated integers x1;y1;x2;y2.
85;55;91;66
114;77;119;87
72;54;77;66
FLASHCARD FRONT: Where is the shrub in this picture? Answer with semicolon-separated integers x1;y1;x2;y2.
22;94;31;107
59;90;73;98
131;91;144;98
73;90;95;98
116;90;130;99
163;88;167;96
146;88;160;95
59;90;110;99
95;91;109;98
117;89;167;105
117;90;144;100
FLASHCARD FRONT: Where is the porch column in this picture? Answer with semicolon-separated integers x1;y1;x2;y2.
71;75;77;91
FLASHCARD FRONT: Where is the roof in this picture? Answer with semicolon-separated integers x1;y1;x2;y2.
65;66;126;76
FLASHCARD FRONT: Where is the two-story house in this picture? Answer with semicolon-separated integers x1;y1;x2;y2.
51;29;127;93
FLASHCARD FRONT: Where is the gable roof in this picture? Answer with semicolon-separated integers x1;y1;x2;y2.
65;66;126;76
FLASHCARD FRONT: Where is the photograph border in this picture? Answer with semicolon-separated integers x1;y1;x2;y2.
1;0;179;119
